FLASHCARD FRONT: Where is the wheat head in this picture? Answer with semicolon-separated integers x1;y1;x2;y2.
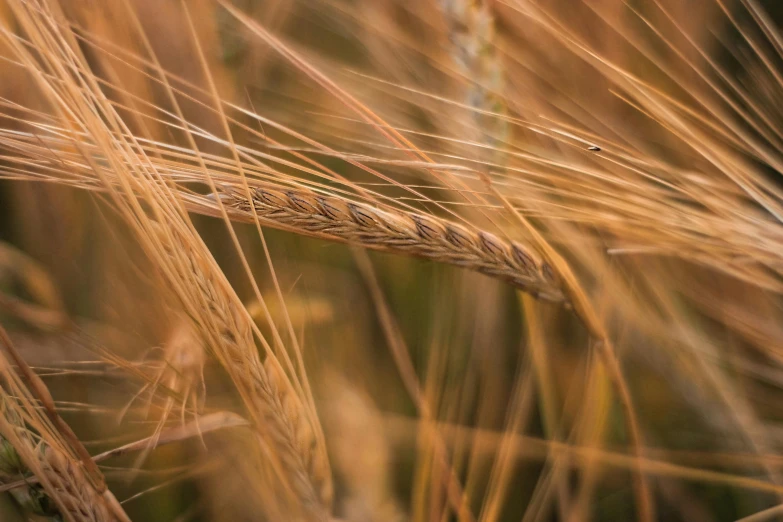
216;185;565;303
154;223;333;520
439;0;508;149
0;399;118;522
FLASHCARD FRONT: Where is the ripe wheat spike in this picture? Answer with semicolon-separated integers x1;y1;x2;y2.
216;184;565;303
152;223;333;520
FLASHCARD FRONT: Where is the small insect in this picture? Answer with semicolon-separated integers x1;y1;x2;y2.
587;145;601;152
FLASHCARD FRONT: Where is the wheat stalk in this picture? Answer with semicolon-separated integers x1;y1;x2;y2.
214;185;565;303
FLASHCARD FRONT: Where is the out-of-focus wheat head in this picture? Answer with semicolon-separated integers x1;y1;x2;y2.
322;372;404;522
0;336;129;522
123;317;207;469
439;0;508;152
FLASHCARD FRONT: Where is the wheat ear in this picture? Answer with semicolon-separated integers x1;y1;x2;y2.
214;185;565;303
0;431;59;519
439;0;508;149
154;223;332;520
0;324;128;522
0;401;116;522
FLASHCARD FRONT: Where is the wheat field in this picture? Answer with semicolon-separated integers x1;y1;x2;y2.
0;0;781;520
